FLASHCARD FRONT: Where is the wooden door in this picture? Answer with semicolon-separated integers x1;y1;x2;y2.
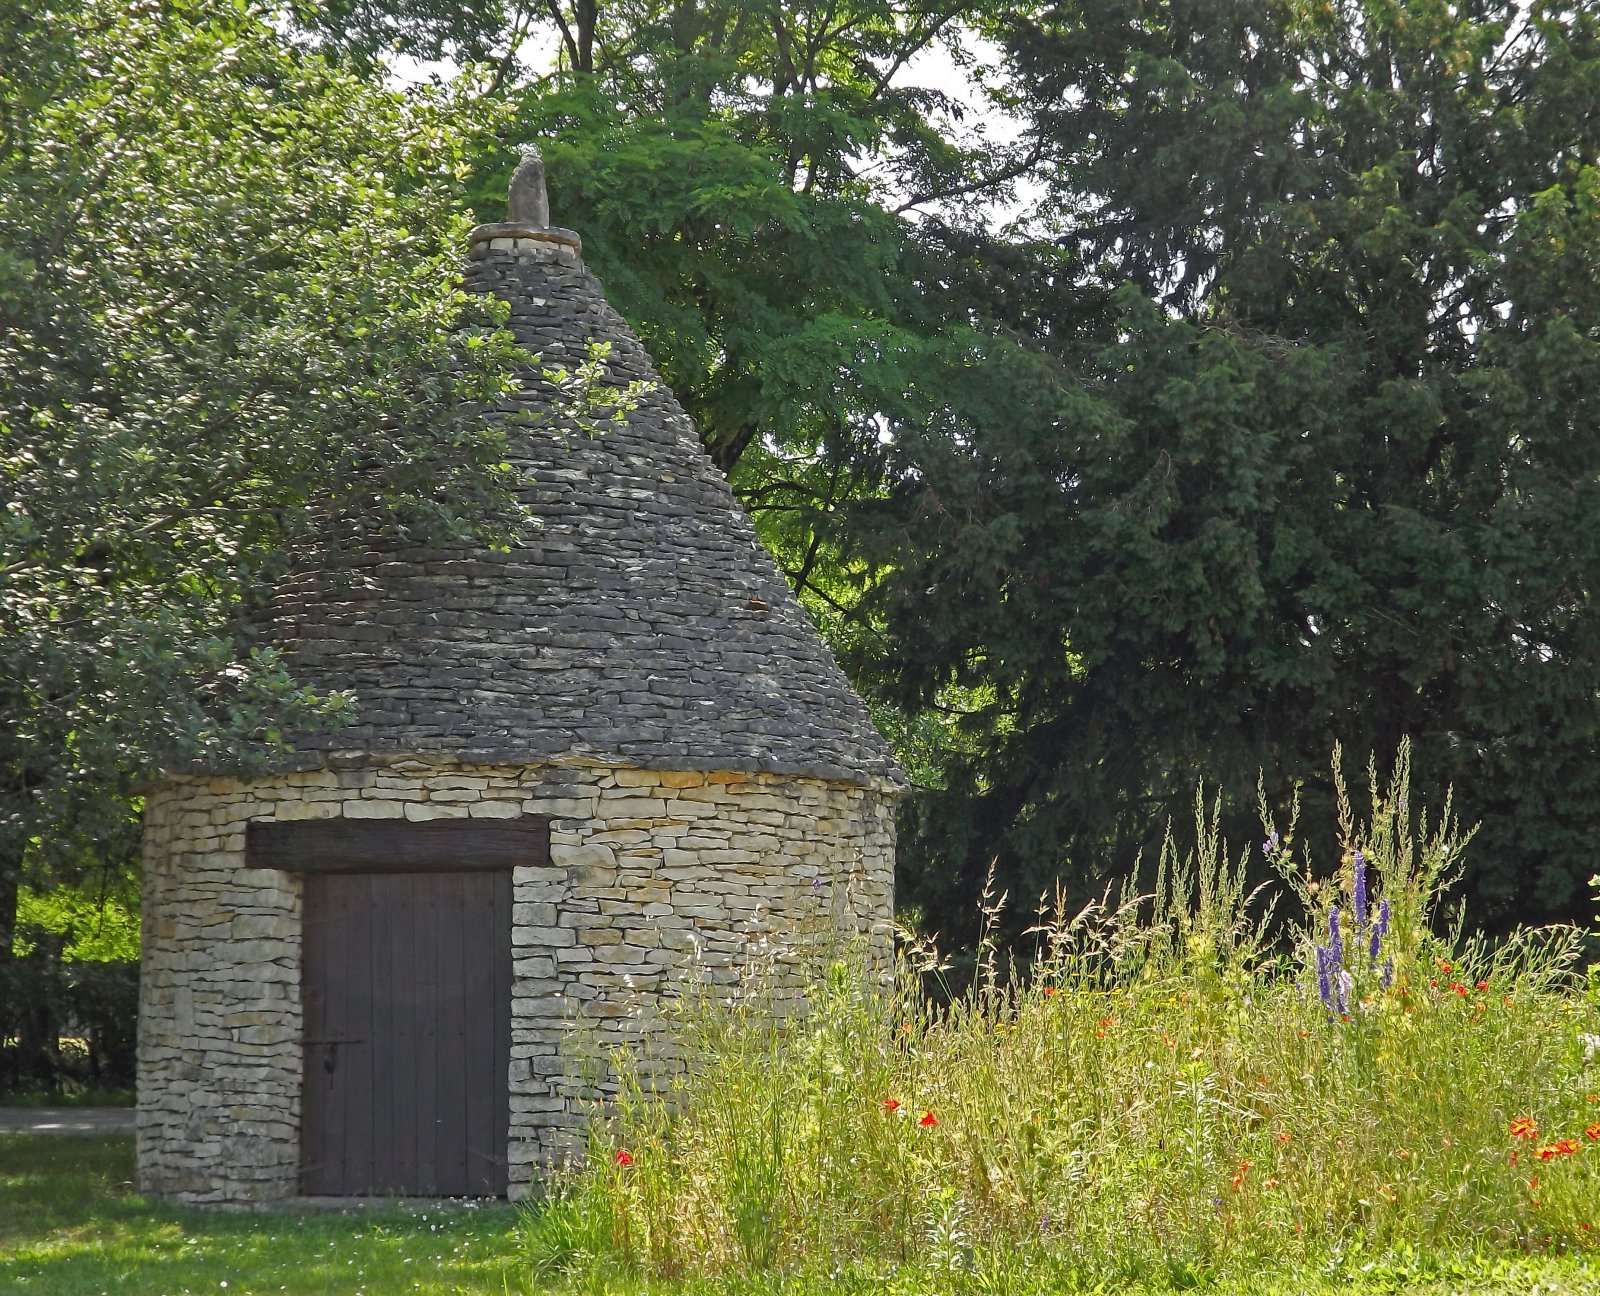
301;870;511;1197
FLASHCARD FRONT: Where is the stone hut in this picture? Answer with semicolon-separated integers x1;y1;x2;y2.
136;149;905;1205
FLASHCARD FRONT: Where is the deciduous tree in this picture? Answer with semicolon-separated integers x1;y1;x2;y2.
860;0;1600;938
0;0;530;952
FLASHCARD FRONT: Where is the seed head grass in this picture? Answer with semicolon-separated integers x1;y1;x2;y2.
524;747;1600;1285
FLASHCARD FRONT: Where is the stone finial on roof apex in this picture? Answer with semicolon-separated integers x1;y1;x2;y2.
508;145;550;226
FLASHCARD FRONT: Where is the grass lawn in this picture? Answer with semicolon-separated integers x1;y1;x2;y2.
2;1132;1599;1295
0;1133;525;1295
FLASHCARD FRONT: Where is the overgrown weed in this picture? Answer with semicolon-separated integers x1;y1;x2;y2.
522;745;1600;1283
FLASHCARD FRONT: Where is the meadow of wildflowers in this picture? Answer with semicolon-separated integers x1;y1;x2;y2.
523;747;1600;1288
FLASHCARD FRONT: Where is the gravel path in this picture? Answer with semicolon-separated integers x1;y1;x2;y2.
0;1107;135;1135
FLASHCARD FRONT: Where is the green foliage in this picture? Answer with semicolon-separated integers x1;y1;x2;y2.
461;0;1038;655
856;0;1600;939
13;882;138;963
0;0;532;876
289;0;515;65
522;770;1600;1282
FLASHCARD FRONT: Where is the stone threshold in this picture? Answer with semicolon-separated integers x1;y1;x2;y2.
270;1194;513;1214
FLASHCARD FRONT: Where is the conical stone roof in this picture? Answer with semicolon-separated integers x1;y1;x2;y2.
271;151;905;790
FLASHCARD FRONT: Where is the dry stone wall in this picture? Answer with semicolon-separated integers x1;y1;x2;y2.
138;756;896;1204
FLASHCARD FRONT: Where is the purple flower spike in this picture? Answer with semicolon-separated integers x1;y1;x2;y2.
1352;853;1368;929
1263;830;1281;856
1380;956;1394;990
1328;906;1343;967
1315;945;1334;1014
1370;899;1390;962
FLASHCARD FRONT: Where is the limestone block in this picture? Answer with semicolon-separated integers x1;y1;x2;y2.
559;840;616;868
271;801;342;822
579;928;623;948
521;797;596;818
597;794;672;817
609;769;664;787
469;799;525;818
230;914;295;942
404;802;468;821
425;775;491;790
514;925;576;948
343;799;404;819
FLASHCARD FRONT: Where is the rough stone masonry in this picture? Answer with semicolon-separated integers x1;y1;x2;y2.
136;147;905;1204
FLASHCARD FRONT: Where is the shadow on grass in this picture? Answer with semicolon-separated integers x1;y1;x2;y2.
0;1087;136;1108
0;1133;528;1296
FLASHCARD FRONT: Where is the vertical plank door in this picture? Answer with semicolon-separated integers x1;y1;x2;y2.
301;870;511;1196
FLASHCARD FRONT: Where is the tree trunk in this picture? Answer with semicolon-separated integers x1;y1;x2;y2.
0;842;22;1089
16;935;63;1094
0;839;62;1094
0;840;20;967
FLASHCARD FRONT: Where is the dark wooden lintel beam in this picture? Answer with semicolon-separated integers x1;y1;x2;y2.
246;817;550;873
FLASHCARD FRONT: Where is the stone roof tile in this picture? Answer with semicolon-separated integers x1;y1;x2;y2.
272;208;905;791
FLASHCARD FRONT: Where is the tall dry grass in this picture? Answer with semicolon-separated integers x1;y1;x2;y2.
523;746;1600;1284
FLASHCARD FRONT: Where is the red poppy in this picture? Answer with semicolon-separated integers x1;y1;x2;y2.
880;1098;901;1114
614;1150;634;1167
1536;1140;1580;1161
1509;1116;1539;1140
919;1110;938;1127
1230;1159;1252;1190
1277;1132;1292;1144
1476;980;1489;992
1585;1124;1600;1142
1452;983;1468;997
1436;958;1453;975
